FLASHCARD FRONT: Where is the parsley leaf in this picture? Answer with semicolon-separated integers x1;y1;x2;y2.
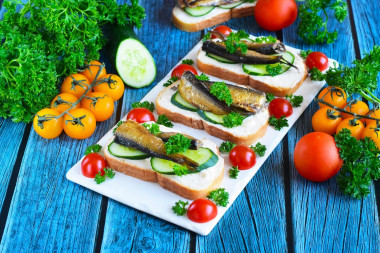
207;188;229;207
300;50;313;59
229;166;239;179
309;67;326;81
219;141;236;153
286;95;304;107
196;73;210;81
132;101;155;112
269;116;289;131
253;35;277;44
95;168;115;184
250;142;266;157
156;115;174;128
85;144;102;155
182;59;194;65
142;123;161;135
172;200;189;216
266;93;275;103
224;30;250;54
113;121;124;133
203;31;211;42
223;112;245;128
163;76;179;87
173;164;189;177
165;134;192;154
266;64;282;77
210;82;233;106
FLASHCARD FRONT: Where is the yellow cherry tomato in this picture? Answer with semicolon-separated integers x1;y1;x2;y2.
362;121;380;148
336;117;365;140
317;86;347;109
60;73;90;99
94;74;125;101
80;60;107;83
341;100;369;123
80;92;115;122
33;108;63;139
51;93;80;113
364;108;380;126
312;107;342;135
63;108;96;139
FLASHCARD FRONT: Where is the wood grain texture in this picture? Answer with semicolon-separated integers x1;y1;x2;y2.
196;17;288;252
283;1;380;252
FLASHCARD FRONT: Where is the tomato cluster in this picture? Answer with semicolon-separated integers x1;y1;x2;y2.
33;60;125;139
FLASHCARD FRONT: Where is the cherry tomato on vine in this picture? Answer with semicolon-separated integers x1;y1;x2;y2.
94;74;125;101
211;25;232;38
171;64;198;79
33;108;63;139
364;108;380;126
187;199;217;223
362;121;380;148
81;153;107;178
269;98;293;118
80;60;107;83
61;73;90;99
229;145;256;170
81;92;114;122
312;107;342;135
294;132;342;182
51;93;80;113
336;117;365;140
63;108;96;139
341;100;369;123
254;0;298;31
306;52;329;71
317;86;347;109
127;108;155;123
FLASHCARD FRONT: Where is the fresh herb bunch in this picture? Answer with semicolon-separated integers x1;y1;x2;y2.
250;142;266;157
229;166;239;179
266;93;275;103
266;64;282;77
182;59;194;65
210;82;233;106
85;144;102;155
224;30;250;54
173;164;189;177
223;112;245;128
253;36;277;44
207;188;229;207
219;141;236;153
286;95;304;107
95;168;115;184
269;116;289;131
335;129;380;199
172;200;189;216
0;0;145;122
156;115;173;128
309;67;326;81
132;101;155;112
163;77;179;87
196;73;210;81
300;49;313;59
165;134;191;154
298;0;348;44
142;123;160;135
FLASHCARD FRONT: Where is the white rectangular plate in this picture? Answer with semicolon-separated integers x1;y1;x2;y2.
67;40;335;236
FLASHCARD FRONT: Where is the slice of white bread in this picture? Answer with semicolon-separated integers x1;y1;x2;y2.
197;45;308;97
156;81;269;145
104;125;225;200
172;2;256;32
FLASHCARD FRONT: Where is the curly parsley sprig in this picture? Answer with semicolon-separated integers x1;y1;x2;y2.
165;134;192;155
229;166;239;179
210;82;233;106
85;144;102;155
172;200;189;216
269;116;289;131
219;141;236;153
207;188;229;207
224;30;250;54
156;115;173;128
250;142;266;157
163;77;179;87
95;168;115;184
223;112;245;128
142;123;161;135
286;95;304;107
132;101;155;112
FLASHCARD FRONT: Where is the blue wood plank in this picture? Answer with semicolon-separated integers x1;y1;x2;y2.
196;17;287;252
283;1;380;251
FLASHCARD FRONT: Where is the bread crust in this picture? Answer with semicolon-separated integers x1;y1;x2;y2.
231;5;255;18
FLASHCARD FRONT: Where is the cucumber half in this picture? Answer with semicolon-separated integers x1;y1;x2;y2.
219;1;245;9
184;6;215;17
108;141;149;160
206;53;235;64
171;91;198;112
197;110;225;124
242;51;295;76
150;148;218;175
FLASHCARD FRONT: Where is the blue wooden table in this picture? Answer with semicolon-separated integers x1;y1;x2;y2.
0;0;379;252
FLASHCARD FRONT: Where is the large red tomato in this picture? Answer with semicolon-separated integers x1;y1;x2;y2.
254;0;298;31
294;132;343;182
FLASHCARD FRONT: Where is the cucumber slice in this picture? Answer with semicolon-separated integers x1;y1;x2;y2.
206;53;235;64
108;141;149;160
171;91;198;112
219;1;244;9
197;110;225;124
184;6;215;17
242;51;295;76
150;148;218;175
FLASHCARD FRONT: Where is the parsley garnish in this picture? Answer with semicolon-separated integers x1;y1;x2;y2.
172;200;189;216
286;95;304;107
266;93;275;103
113;121;124;133
229;166;239;179
182;59;194;65
142;123;160;135
250;142;266;157
266;64;282;77
253;35;277;44
300;50;313;59
203;31;211;42
132;101;155;112
207;188;229;207
85;144;102;155
163;77;179;87
223;112;245;128
219;141;236;153
196;73;210;81
269;116;289;131
165;134;192;154
156;115;173;128
298;0;348;44
210;82;233;106
309;67;326;81
173;164;189;177
95;168;115;184
335;128;380;199
224;30;250;54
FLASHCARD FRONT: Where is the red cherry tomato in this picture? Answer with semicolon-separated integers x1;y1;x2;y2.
211;25;232;39
229;145;256;170
81;153;107;178
294;132;343;182
306;52;329;71
171;64;198;79
254;0;298;31
269;98;293;118
187;199;217;223
127;108;155;123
